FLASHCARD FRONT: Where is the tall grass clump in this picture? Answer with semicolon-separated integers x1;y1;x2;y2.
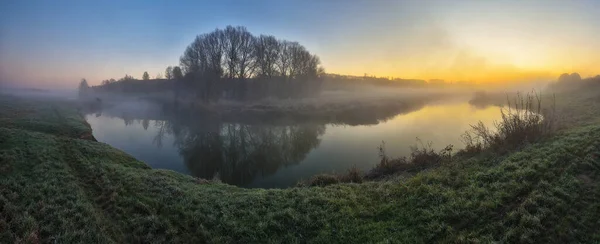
462;91;556;153
296;165;363;187
364;140;453;180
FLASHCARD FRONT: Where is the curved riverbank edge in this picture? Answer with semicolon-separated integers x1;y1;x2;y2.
1;92;600;243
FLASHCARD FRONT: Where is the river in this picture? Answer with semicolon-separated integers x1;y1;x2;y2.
85;99;501;188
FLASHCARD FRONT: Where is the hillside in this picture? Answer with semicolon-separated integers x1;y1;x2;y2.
1;87;599;243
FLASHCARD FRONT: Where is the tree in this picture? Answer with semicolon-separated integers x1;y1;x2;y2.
558;73;582;83
276;40;292;78
142;72;150;80
142;119;149;131
223;26;255;79
558;73;570;82
317;66;326;78
165;66;173;80
254;35;280;78
156;73;163;79
237;28;256;79
172;66;183;80
569;73;582;81
223;26;240;79
172;66;185;101
78;78;89;98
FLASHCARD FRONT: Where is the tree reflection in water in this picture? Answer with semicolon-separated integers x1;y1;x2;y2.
152;114;325;186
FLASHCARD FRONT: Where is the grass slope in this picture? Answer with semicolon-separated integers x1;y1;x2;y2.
1;91;599;243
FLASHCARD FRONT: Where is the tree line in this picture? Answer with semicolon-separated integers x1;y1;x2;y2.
86;25;324;102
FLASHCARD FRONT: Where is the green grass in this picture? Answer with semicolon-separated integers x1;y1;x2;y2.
1;90;600;243
0;96;92;139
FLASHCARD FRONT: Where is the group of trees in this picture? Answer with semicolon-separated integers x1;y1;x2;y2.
178;25;324;102
180;26;321;80
165;66;183;80
85;25;323;102
91;68;185;93
99;74;136;86
550;72;600;91
98;69;184;86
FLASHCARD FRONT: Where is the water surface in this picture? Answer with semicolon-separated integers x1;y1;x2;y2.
86;101;501;188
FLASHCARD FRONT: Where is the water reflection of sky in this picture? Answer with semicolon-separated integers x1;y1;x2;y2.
87;115;189;174
86;102;502;188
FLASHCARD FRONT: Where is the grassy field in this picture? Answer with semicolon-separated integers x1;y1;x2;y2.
1;87;599;243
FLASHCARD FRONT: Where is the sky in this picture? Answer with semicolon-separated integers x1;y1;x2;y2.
1;0;599;88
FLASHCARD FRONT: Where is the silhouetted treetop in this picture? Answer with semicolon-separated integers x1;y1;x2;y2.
119;74;135;82
78;78;89;98
165;66;173;80
558;72;582;83
172;66;183;80
570;73;581;81
179;25;322;80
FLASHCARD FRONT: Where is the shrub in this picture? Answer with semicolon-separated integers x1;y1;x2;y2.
297;174;340;187
409;140;444;170
461;91;556;153
364;140;452;180
297;166;364;187
339;166;363;183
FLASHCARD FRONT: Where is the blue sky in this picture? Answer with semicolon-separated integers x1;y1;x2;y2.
1;0;599;88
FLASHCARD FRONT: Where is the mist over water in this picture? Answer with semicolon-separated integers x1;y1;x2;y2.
84;98;502;188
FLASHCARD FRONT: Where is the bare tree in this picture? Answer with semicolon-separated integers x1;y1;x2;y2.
277;40;292;78
235;27;256;79
201;30;225;101
254;35;280;78
204;30;225;77
156;73;163;79
165;66;173;80
172;66;184;102
288;42;305;78
180;36;202;75
223;26;241;79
